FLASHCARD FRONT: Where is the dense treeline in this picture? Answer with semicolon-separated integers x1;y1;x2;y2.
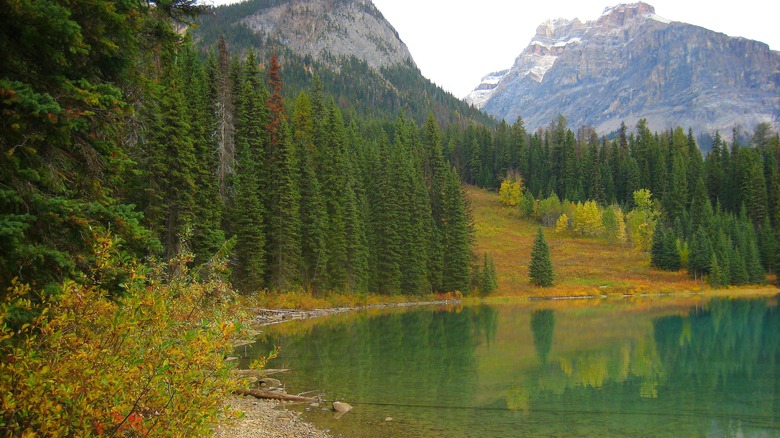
450;114;780;286
140;37;475;295
1;20;475;297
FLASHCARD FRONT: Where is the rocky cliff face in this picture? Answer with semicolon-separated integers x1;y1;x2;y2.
466;2;780;135
240;0;414;70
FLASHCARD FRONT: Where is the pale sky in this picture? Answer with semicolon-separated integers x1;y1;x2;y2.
208;0;780;98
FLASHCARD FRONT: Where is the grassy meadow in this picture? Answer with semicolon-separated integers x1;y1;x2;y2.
466;185;777;298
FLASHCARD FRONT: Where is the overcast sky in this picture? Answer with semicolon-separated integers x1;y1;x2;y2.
208;0;780;98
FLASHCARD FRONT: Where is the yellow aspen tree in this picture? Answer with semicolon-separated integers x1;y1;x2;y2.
499;172;524;207
573;200;604;236
555;213;570;233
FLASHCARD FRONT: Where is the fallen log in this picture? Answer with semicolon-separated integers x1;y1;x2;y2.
233;388;319;403
231;368;290;377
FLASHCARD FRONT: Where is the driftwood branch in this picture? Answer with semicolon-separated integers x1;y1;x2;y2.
231;369;290;377
232;388;319;403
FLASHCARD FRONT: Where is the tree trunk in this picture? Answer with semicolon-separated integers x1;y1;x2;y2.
232;388;318;403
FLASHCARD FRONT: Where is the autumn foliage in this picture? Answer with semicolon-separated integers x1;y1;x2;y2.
0;235;247;436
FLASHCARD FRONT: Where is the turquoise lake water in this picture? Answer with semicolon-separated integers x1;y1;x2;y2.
245;296;779;437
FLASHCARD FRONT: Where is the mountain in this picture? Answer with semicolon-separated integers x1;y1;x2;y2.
236;0;413;70
465;2;780;136
192;0;493;126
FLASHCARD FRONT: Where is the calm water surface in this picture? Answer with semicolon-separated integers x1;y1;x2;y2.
246;296;779;437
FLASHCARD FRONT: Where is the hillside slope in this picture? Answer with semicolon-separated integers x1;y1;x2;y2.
466;186;703;296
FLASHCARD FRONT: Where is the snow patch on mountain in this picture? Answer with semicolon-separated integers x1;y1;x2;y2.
465;69;509;106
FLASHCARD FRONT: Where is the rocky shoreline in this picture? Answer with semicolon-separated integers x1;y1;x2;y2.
216;299;460;437
213;396;331;438
248;299;461;327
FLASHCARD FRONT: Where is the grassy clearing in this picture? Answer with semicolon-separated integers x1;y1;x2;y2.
466;185;777;298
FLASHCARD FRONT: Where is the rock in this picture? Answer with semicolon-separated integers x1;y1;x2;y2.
259;378;282;388
309;402;320;408
466;2;780;137
238;0;414;71
385;417;393;422
332;401;353;413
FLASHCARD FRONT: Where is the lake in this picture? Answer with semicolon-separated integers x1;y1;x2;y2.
245;295;779;437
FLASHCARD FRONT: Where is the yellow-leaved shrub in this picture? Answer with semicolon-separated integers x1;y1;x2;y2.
0;234;248;437
498;172;524;207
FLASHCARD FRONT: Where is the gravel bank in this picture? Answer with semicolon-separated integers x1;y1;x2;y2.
214;396;331;438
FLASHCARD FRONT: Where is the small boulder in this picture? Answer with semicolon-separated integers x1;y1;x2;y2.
332;401;353;413
258;378;282;388
385;417;393;422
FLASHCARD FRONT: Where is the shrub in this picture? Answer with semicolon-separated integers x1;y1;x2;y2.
555;213;570;233
499;173;524;207
0;235;248;436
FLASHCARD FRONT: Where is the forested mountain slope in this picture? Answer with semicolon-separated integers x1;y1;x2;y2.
193;0;495;127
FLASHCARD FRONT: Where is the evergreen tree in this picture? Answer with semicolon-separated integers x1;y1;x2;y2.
264;54;302;290
291;92;327;289
0;0;166;292
214;35;236;201
477;252;498;297
342;122;370;293
424;113;447;292
183;45;224;264
318;101;351;290
370;134;402;294
757;219;777;274
687;227;713;280
651;227;681;271
144;54;196;258
665;151;688;222
230;52;267;292
529;228;554;287
708;254;725;289
441;167;473;293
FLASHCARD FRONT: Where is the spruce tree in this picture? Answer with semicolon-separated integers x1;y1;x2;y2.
529;228;554;287
183;44;224;265
708;254;725;289
144;55;196;258
318;101;351;290
291;92;327;289
264;54;302;290
687;227;713;280
371;134;402;294
757;219;777;273
342;123;370;293
424;113;446;292
651;227;682;271
214;35;235;201
477;252;498;297
230;52;267;292
441;167;472;293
